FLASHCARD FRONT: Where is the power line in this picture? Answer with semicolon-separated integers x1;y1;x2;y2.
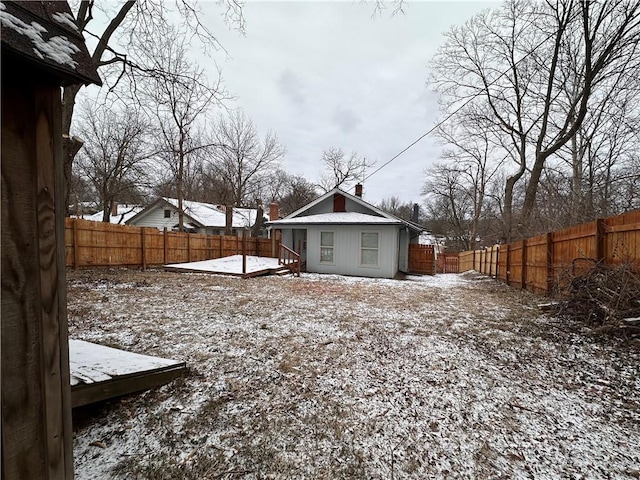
363;13;571;182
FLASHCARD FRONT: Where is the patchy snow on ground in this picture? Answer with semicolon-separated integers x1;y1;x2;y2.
67;269;640;480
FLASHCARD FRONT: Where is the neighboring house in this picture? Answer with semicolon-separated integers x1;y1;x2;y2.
81;204;144;224
126;197;263;236
267;186;425;279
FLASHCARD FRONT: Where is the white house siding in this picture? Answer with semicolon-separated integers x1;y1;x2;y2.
305;224;400;278
130;205;182;231
398;228;409;272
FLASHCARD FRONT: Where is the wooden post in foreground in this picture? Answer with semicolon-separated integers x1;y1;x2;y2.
242;229;247;274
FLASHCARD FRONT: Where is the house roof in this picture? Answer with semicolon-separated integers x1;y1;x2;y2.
0;1;102;86
126;198;262;229
270;212;405;226
81;205;144;224
268;188;424;233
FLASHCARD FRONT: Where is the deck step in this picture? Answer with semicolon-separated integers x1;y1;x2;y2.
274;266;292;276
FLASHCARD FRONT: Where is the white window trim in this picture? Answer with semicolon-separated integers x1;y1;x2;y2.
360;230;380;268
319;230;335;264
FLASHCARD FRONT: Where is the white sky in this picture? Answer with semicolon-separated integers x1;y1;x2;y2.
83;1;498;206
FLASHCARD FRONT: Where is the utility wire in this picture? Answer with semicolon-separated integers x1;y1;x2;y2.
363;14;574;182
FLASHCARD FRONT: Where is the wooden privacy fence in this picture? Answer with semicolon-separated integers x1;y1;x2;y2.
458;210;640;294
408;244;435;275
65;218;275;268
437;254;460;274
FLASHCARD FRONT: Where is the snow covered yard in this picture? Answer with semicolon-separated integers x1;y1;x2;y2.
67;269;640;480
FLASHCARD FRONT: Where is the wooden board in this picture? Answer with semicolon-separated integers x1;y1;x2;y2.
69;340;186;408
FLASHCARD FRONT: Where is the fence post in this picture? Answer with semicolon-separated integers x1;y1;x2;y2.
163;227;168;264
219;235;223;258
187;233;191;262
141;227;147;270
546;232;553;294
521;239;527;290
242;229;247;274
73;218;80;268
596;218;606;265
505;244;511;286
489;246;494;277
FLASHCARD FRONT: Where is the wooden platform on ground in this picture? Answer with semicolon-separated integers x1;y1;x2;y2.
164;255;295;278
69;340;186;408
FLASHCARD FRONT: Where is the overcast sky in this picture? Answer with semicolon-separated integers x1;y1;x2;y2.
193;1;499;205
84;1;498;206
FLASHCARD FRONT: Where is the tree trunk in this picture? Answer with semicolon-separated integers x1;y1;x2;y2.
177;133;185;232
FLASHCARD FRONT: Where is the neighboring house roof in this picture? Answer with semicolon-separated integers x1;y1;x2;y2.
268;188;424;233
82;205;144;225
270;212;404;226
126;198;262;230
0;1;102;86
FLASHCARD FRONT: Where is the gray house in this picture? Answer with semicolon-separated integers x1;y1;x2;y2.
267;186;424;278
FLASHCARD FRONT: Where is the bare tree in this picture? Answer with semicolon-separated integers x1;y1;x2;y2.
431;0;640;236
62;0;244;214
74;103;153;222
139;28;226;231
205;110;285;207
317;148;373;192
378;197;417;222
265;171;318;216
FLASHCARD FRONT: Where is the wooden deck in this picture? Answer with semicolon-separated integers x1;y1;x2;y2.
164;255;296;278
69;340;187;408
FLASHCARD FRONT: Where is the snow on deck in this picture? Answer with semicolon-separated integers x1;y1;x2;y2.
164;255;284;275
69;340;186;407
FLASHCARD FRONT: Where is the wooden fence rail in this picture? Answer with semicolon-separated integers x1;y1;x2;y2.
457;210;640;294
65;218;275;268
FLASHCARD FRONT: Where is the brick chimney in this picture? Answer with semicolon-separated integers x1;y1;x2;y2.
269;202;279;221
412;203;419;223
355;183;363;198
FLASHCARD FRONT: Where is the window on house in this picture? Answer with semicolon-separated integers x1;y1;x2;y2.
164;209;171;218
360;232;379;266
320;231;334;263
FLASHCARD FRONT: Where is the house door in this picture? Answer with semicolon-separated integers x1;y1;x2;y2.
292;229;307;262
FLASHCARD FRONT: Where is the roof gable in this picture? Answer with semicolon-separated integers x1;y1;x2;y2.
285;188;399;221
272;188;423;232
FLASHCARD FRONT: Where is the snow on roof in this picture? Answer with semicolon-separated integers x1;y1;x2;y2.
162;198;261;229
275;188;422;232
82;205;144;224
269;211;404;226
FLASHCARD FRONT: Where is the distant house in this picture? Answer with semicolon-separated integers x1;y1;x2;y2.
126;197;264;236
267;186;424;279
